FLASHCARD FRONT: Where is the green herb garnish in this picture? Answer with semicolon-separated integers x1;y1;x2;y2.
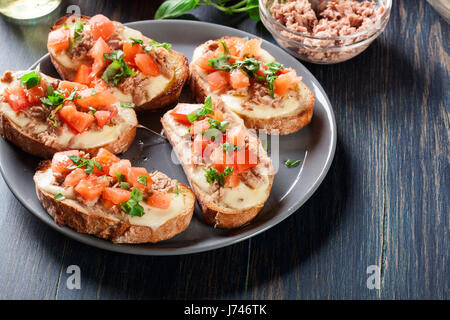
120;188;145;217
41;86;81;127
120;182;131;190
203;166;233;187
220;142;242;153
88;106;97;115
66;156;103;175
263;61;283;97
129;37;144;45
174;182;179;196
137;174;148;186
20;66;41;89
144;39;172;52
102;50;136;85
69;21;84;51
284;159;302;168
187;96;214;123
116;173;125;182
54;193;65;201
120;102;135;108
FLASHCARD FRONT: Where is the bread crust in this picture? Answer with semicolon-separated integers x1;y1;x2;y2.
49;14;189;112
189;39;315;135
161;109;274;229
34;162;196;243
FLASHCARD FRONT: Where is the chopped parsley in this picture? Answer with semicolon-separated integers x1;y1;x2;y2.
207;118;229;132
54;193;65;201
203;166;233;187
120;182;131;190
137;174;148;186
102;50;136;85
284;159;302;168
41;86;81;126
186;96;214;123
207;40;237;71
220;142;242;153
66;156;103;175
263;61;283;97
68;21;84;52
20;66;41;89
120;102;135;108
116;173;125;182
129;37;144;45
120;188;145;217
144;39;172;52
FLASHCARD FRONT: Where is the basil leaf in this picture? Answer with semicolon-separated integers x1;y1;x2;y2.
120;182;131;190
129;37;143;45
116;173;125;182
101;50;136;85
245;0;260;21
20;68;41;89
154;0;198;20
137;174;148;186
145;39;172;52
285;159;302;167
203;166;233;187
120;102;135;108
54;193;65;201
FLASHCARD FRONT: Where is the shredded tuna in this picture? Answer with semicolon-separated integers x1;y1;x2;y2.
69;31;94;61
147;46;174;79
118;72;152;106
150;171;176;193
271;0;385;62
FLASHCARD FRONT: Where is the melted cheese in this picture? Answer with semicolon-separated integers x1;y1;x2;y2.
128;193;187;230
34;169;75;199
56;104;136;148
188;167;270;210
221;93;303;119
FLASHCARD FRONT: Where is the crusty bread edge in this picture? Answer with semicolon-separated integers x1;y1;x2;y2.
161;113;274;229
34;162;196;243
49;14;189;112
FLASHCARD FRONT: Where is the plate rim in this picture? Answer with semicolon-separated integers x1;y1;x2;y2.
0;19;337;256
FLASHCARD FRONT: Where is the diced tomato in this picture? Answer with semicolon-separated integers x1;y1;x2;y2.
240;38;262;58
74;65;92;85
26;82;46;104
273;71;300;96
89;14;115;41
146;192;172;210
230;69;250;90
218;37;245;58
225;169;240;188
192;134;212;156
89;77;108;91
58;81;87;96
74;175;109;202
211;148;258;173
170;103;200;125
48;28;70;52
226;125;247;148
91;148;120;175
63;168;88;187
190;118;211;138
94;106;119;128
209;110;225;122
123;42;144;67
128;167;153;191
207;71;229;92
109;159;132;179
135;53;160;77
3;84;30;111
102;188;131;204
58;103;95;134
75;89;118;110
194;51;219;72
88;38;111;76
51;150;80;174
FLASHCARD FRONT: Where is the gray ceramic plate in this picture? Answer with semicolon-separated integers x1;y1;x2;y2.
0;20;336;255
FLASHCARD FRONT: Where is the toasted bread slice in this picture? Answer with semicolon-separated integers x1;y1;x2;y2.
48;14;189;111
0;71;137;158
34;152;195;244
161;102;274;229
189;37;314;135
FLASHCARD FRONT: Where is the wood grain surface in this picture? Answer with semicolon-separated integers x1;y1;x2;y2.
0;0;447;299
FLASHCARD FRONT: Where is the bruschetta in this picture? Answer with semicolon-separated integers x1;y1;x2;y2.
34;148;196;243
47;14;189;111
190;36;315;135
0;69;137;158
161;97;274;228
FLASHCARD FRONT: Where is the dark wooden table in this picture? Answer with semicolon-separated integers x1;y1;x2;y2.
0;0;447;300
